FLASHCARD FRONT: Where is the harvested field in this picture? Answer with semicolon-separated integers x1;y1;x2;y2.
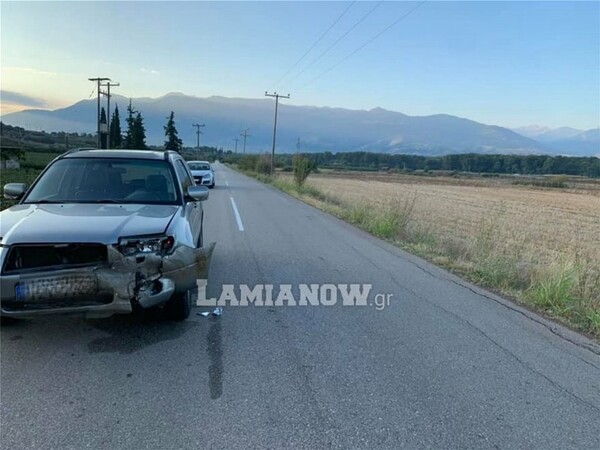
306;173;600;267
274;170;600;336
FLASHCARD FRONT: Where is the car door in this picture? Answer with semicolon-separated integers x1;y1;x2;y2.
174;158;203;247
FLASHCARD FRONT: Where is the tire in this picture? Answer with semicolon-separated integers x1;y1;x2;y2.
209;183;215;189
164;290;192;321
1;316;20;326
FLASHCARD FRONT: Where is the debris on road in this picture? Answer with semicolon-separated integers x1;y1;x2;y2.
197;307;222;317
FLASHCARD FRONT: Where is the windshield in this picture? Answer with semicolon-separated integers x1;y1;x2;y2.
188;163;211;171
24;158;180;204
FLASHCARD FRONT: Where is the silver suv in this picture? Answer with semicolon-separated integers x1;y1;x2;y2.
0;149;211;321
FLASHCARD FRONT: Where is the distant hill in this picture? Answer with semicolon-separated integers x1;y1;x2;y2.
0;93;591;156
511;125;584;142
0;122;96;150
511;125;599;156
546;128;600;157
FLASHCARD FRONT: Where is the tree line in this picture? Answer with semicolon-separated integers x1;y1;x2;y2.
267;152;600;177
106;100;182;151
0;122;96;149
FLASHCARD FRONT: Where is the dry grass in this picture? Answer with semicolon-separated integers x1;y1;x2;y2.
306;174;600;265
274;170;600;337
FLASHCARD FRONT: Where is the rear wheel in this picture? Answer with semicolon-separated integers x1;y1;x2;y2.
163;290;192;321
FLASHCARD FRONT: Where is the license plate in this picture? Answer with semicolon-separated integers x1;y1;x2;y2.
15;274;98;302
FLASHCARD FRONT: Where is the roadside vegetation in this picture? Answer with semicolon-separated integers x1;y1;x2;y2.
224;151;600;178
234;157;600;338
0;150;60;209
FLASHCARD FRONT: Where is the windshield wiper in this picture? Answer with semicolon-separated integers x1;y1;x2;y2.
31;200;61;204
29;199;121;204
84;199;120;204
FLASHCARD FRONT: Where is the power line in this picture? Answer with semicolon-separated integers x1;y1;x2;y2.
101;81;120;149
297;1;427;91
88;77;110;149
285;1;382;88
240;128;251;154
265;92;290;174
271;1;356;90
192;123;205;159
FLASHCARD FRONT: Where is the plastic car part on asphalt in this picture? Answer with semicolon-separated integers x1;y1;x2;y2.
197;307;222;317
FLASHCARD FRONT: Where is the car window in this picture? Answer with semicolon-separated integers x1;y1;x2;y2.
24;158;180;204
188;163;211;171
28;159;70;199
175;160;194;191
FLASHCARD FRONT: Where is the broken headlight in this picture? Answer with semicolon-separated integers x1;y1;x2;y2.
118;235;175;256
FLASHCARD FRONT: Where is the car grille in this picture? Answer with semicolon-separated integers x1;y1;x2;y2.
194;176;203;184
3;244;108;274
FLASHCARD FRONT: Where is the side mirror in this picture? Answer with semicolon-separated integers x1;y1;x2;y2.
4;183;27;200
187;185;209;202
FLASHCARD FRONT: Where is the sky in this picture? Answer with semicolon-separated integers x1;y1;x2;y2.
1;1;599;130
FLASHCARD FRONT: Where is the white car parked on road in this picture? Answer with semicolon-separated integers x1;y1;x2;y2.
188;161;215;188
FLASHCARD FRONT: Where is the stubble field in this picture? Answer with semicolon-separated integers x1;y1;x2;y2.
276;170;600;336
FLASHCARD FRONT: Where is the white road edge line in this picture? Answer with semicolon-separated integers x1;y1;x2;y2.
230;196;245;232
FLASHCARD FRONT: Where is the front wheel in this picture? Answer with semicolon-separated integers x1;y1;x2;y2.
1;316;20;326
163;290;192;321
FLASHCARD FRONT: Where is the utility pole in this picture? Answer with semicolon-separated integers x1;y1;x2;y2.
101;81;120;149
265;91;290;173
233;137;239;154
192;123;205;159
240;128;250;154
88;77;110;148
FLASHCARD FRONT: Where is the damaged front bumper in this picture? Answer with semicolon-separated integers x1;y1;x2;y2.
0;243;214;319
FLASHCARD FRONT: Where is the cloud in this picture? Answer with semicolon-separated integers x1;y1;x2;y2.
1;90;48;108
140;68;161;75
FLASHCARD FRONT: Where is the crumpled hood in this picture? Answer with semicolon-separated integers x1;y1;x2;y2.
0;204;180;245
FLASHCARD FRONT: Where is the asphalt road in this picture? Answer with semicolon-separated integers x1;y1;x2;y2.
1;163;599;449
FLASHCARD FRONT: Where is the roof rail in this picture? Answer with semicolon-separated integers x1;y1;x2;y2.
65;147;97;155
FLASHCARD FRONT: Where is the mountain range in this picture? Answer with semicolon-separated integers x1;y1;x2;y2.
1;93;598;157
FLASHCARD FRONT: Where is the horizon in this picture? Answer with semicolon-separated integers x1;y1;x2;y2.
2;91;598;134
1;1;599;130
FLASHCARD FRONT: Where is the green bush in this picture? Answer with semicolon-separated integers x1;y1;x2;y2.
237;155;260;172
293;154;313;187
512;175;568;189
255;154;272;174
527;265;577;315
